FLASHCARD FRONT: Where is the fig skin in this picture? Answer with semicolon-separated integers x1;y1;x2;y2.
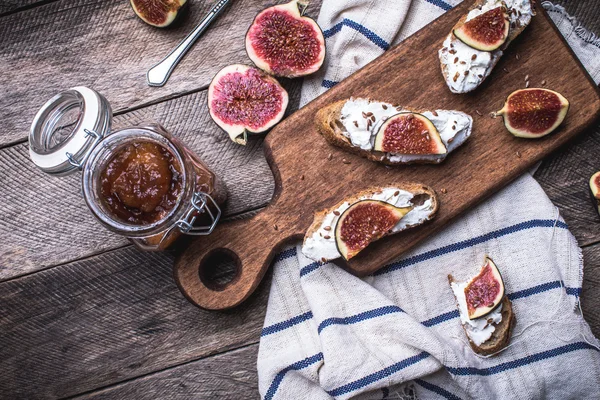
373;112;447;155
245;0;326;78
495;88;569;139
465;256;505;320
590;171;600;215
334;200;412;261
207;64;289;145
130;0;187;28
453;6;510;52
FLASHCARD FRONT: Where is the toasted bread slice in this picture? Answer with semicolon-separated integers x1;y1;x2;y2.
315;98;472;165
448;274;516;356
439;0;536;93
301;184;438;262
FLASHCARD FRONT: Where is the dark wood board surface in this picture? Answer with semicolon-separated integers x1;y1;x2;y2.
175;2;600;310
1;0;600;398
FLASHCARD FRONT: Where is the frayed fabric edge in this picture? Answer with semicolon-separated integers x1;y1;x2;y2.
542;2;600;49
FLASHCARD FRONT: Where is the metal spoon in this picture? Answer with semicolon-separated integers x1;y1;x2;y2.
147;0;232;87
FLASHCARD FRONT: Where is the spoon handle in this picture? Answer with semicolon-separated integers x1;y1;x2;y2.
147;0;232;87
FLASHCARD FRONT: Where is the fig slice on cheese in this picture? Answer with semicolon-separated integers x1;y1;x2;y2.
453;6;510;51
334;200;412;261
374;113;446;155
464;257;505;320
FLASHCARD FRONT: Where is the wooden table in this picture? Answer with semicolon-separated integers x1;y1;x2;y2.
0;0;598;398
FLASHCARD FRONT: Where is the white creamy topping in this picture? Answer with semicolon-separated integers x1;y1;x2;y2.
451;280;503;346
439;0;534;93
302;188;435;262
339;98;472;163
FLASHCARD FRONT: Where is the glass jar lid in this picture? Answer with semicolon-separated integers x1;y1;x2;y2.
29;86;112;176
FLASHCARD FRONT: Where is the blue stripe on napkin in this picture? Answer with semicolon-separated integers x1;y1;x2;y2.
326;352;430;396
318;305;404;333
261;311;314;337
322;18;390;50
414;379;463;400
447;342;599;376
264;352;324;400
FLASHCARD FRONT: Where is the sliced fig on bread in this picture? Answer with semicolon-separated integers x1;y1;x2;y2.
439;0;536;94
453;6;510;51
464;257;505;319
449;256;515;356
314;98;471;165
301;184;438;263
335;200;412;261
373;113;446;155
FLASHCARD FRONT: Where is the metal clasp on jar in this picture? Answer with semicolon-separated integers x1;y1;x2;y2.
65;129;104;169
175;192;221;235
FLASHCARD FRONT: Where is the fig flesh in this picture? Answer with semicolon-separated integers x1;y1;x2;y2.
208;64;289;145
334;200;412;261
590;171;600;215
496;88;569;138
245;0;326;78
464;257;505;320
130;0;186;28
374;113;446;155
454;7;510;51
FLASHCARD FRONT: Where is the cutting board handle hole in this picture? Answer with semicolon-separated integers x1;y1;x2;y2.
198;249;241;292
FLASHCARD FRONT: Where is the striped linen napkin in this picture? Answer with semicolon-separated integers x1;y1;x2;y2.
258;1;600;399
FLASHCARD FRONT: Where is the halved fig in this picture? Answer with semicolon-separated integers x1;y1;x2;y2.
374;113;446;155
130;0;186;28
245;0;326;78
495;88;569;138
464;257;505;320
208;64;289;145
334;200;412;261
590;171;600;215
454;6;510;51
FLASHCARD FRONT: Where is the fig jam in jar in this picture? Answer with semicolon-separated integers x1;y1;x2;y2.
29;87;227;250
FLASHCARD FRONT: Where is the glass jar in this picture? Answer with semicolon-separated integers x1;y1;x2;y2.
29;86;227;251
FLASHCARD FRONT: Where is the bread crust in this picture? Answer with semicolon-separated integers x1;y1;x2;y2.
315;100;447;166
440;0;536;93
303;184;438;250
448;274;516;356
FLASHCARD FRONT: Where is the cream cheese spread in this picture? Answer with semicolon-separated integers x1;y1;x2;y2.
439;0;535;93
338;98;472;163
451;280;503;346
302;188;435;262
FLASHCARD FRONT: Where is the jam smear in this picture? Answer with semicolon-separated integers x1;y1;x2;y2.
100;141;182;225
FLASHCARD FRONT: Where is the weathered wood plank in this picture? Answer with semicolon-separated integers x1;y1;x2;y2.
534;123;600;247
75;344;260;400
0;80;315;280
582;242;600;335
0;246;269;399
0;0;322;146
0;0;48;16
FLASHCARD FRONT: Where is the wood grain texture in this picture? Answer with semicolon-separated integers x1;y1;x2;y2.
0;83;313;280
174;2;600;310
75;344;260;400
582;243;600;335
0;246;269;399
535;123;600;246
0;0;48;16
0;0;322;147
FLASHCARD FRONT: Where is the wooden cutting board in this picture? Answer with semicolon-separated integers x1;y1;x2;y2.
174;1;600;310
